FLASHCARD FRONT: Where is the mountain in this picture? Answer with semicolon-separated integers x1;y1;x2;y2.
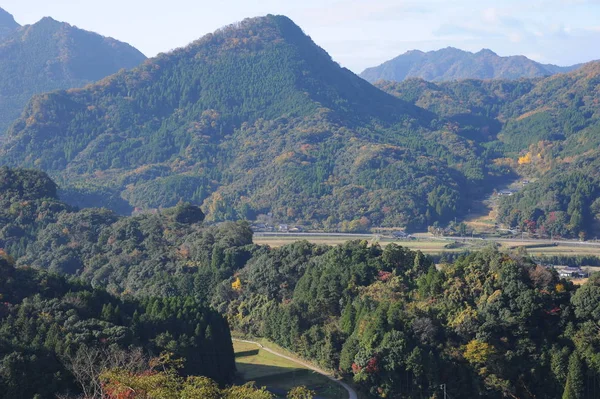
0;7;19;38
376;61;600;237
0;14;146;135
360;47;582;83
0;15;500;231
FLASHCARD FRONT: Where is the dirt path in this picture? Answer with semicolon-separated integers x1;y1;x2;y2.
232;338;358;399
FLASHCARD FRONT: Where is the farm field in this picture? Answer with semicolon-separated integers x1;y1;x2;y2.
254;234;600;258
233;340;348;399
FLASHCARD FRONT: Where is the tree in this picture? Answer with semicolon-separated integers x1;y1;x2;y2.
571;277;600;321
173;202;205;224
562;352;584;399
463;340;495;365
287;386;316;399
63;346;148;399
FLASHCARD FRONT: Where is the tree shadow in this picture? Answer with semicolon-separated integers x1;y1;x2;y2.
235;349;260;358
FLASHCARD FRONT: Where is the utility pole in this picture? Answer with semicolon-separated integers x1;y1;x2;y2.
440;384;447;399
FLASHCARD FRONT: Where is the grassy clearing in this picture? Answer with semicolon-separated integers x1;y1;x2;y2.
233;340;347;399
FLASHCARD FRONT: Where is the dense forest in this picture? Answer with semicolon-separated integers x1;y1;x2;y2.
2;168;600;398
0;8;146;135
0;250;236;398
222;241;600;398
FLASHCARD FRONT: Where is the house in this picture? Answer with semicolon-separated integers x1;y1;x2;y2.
251;223;267;232
559;267;589;278
278;224;289;232
392;231;408;239
498;189;516;196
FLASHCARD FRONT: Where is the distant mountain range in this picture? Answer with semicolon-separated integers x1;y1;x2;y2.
0;7;146;134
360;47;584;83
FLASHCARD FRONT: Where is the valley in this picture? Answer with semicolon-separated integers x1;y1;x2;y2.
0;3;600;399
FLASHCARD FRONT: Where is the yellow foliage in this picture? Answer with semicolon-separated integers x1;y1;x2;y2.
464;339;495;365
555;283;566;293
449;306;478;329
518;152;532;165
487;289;502;304
232;277;242;292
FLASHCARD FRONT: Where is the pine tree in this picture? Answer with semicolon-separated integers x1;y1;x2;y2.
562;352;584;399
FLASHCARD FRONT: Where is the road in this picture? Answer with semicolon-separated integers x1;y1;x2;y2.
232;338;358;399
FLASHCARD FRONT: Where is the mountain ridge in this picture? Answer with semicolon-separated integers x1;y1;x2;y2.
0;11;146;135
360;47;584;83
0;7;19;38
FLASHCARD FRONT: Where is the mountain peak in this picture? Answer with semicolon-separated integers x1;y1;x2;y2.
0;12;146;134
476;48;498;56
0;7;20;37
38;16;59;24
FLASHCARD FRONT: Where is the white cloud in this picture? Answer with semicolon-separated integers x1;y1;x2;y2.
509;32;522;42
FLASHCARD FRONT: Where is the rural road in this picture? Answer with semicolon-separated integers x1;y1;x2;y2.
232;338;358;399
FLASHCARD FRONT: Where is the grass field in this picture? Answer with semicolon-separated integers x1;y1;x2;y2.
233;340;347;399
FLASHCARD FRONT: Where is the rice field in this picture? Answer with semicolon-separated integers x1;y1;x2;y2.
254;234;600;258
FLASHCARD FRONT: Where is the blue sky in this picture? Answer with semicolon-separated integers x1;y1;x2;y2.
3;0;600;72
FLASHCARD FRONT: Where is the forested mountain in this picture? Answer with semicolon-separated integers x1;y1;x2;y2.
0;8;19;38
377;61;600;237
360;47;581;83
0;11;146;134
0;15;501;231
3;168;600;398
0;14;598;236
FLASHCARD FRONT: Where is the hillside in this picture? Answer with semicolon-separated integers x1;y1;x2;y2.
0;13;146;134
360;47;581;83
5;168;600;398
0;254;235;398
377;62;600;237
0;7;19;38
0;15;502;230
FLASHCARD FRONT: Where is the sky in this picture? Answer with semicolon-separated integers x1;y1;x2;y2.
2;0;600;73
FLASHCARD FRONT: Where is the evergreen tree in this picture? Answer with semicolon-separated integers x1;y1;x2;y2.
562;352;584;399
